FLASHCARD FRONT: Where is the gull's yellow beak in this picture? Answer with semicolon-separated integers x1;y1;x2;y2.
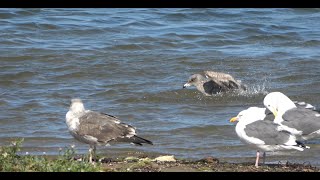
230;117;238;123
273;109;278;117
270;107;278;118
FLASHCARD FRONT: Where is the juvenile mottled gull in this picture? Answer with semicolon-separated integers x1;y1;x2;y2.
230;107;309;167
183;71;247;96
263;92;320;140
66;98;153;163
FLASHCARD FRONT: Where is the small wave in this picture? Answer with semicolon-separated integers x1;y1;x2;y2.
110;44;148;51
171;125;233;135
53;71;91;81
0;12;16;19
120;20;164;29
302;40;320;47
0;80;15;87
241;33;301;43
1;71;37;81
15;9;37;16
162;13;189;20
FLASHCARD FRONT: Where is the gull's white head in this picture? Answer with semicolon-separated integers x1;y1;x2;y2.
69;98;85;114
263;92;296;118
230;107;267;125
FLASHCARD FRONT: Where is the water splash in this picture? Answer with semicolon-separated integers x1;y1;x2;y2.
234;77;270;97
239;84;268;96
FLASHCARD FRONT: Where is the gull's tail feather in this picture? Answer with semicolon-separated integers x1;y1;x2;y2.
130;135;153;146
296;140;310;149
119;135;153;146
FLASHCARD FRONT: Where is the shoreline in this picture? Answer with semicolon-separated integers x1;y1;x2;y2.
1;140;319;172
90;155;320;172
44;154;320;172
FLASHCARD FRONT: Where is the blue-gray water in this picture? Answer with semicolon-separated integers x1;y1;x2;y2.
1;8;320;166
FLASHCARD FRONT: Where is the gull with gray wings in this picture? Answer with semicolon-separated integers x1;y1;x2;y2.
183;71;247;96
263;92;320;141
66;98;153;163
230;107;309;167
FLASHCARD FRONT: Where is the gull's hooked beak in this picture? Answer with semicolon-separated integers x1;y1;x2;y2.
230;116;238;123
183;83;191;88
273;110;278;118
269;107;278;118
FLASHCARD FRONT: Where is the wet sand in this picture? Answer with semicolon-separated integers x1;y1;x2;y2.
77;155;319;172
102;158;318;172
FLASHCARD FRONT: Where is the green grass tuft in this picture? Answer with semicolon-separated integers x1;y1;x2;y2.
0;138;102;172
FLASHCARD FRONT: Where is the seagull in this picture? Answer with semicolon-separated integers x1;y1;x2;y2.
230;107;309;167
65;98;153;163
183;71;247;96
263;92;320;140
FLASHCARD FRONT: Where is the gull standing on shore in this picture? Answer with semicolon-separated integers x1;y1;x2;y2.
230;107;309;167
66;98;153;163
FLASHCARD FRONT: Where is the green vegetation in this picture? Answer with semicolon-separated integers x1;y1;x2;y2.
0;139;319;172
0;139;102;172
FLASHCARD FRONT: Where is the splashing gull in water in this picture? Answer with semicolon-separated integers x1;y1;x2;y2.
230;107;309;167
263;92;320;141
65;98;153;163
183;70;247;96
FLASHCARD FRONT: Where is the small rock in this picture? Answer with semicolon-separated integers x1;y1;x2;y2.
100;157;113;163
151;163;160;169
153;155;176;162
125;156;139;162
138;154;148;159
198;156;219;164
139;157;152;162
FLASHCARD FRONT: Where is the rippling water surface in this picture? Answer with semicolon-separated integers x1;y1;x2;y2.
1;8;320;166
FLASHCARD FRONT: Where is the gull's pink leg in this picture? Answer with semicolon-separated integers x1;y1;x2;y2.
255;150;260;167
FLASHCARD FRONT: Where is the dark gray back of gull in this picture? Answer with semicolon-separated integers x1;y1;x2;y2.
282;108;320;135
204;71;247;90
77;111;153;145
245;120;292;145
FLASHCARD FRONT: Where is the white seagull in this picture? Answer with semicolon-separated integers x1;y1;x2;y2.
263;92;320;140
66;98;153;163
230;107;309;167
